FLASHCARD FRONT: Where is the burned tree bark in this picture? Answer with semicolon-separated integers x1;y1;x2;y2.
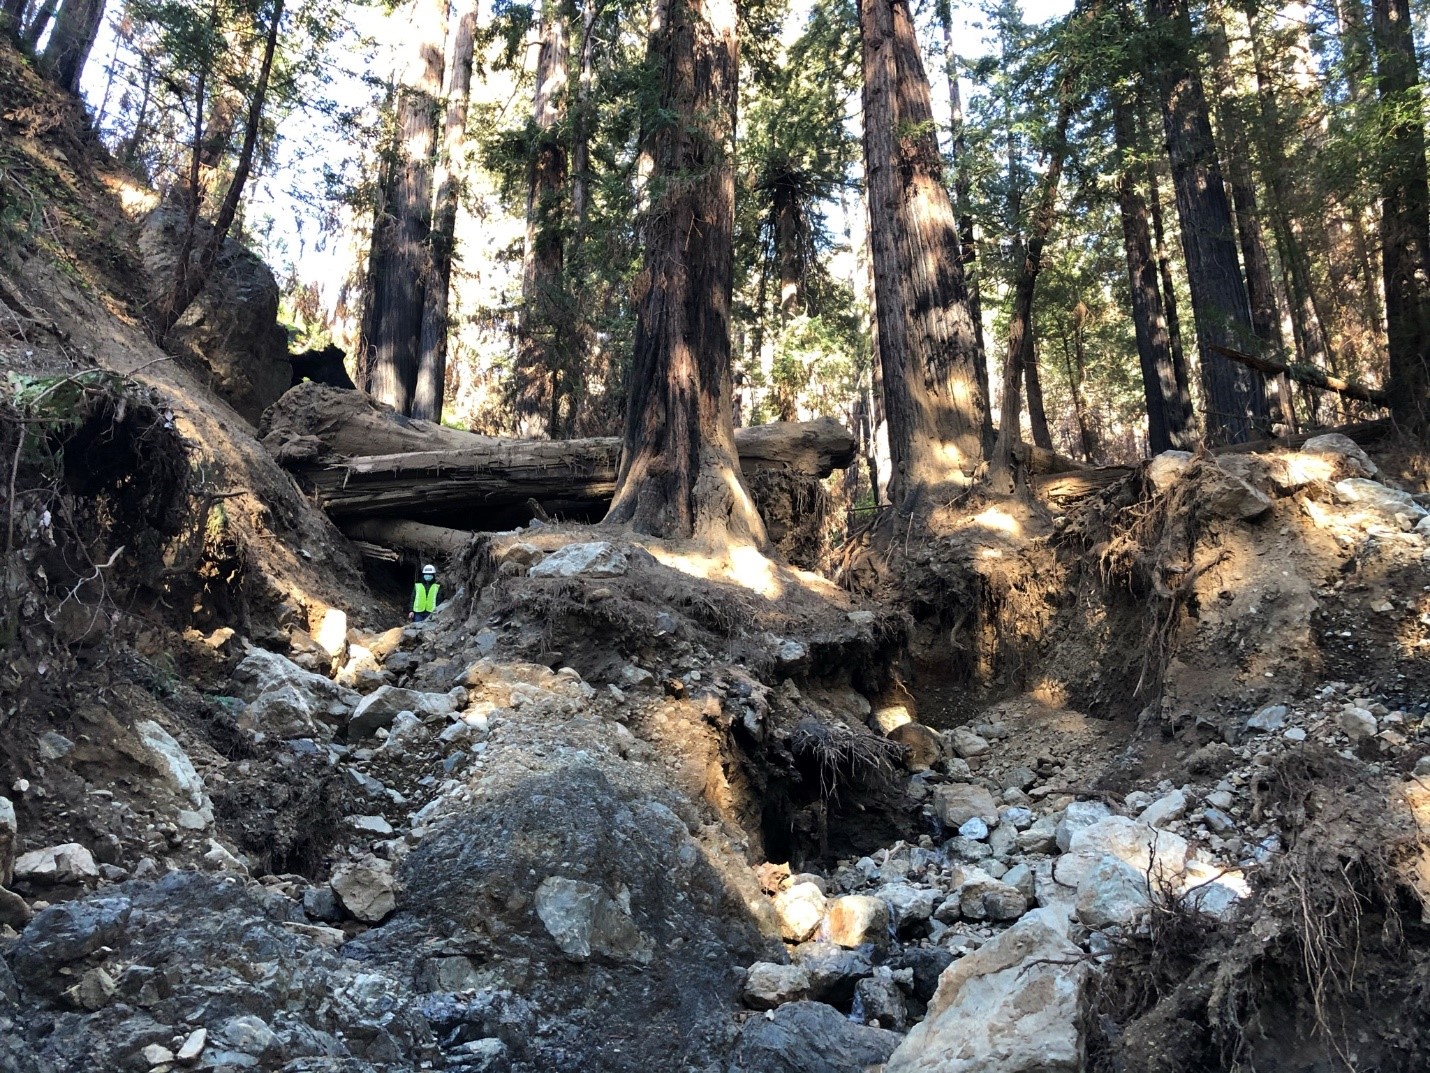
604;0;765;543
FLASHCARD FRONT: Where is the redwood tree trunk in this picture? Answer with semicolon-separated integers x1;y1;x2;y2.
1113;94;1192;453
604;0;765;544
39;0;104;93
515;4;572;436
414;0;478;424
1371;0;1430;429
362;0;445;416
860;0;988;509
1149;0;1267;444
1024;350;1052;450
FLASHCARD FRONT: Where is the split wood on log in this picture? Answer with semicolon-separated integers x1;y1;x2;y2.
260;383;857;523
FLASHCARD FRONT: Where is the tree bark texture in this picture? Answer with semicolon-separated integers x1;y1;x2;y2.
515;5;572;436
1371;0;1430;429
1143;141;1193;418
1113;94;1192;453
414;0;478;425
604;0;766;544
1024;351;1052;450
1149;0;1267;444
39;0;104;93
860;0;988;509
362;0;445;416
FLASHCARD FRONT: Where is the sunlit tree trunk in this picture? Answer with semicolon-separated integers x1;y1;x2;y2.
361;0;445;415
39;0;105;93
1148;0;1267;443
860;0;988;509
414;0;478;424
604;0;765;544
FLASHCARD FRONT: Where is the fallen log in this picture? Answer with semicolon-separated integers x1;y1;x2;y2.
1205;343;1390;407
260;383;858;524
344;519;478;559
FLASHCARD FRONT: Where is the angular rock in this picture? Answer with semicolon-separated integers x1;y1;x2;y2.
1055;800;1112;853
1300;433;1379;479
959;877;1028;922
877;883;939;935
1247;704;1288;732
820;895;890;949
239;684;335;739
349;684;462;738
1074;855;1150;928
232;648;358;734
729;1000;902;1073
933;784;999;830
742;962;811;1009
792;941;875;1004
886;910;1089;1073
528;541;629;579
330;856;397;922
773;882;827;943
176;1028;207;1063
949;727;990;758
854;973;907;1029
312;607;348;660
1202;466;1274;520
1334;478;1426;527
534;876;652;963
135;720;206;809
1147;450;1194;492
14;843;99;884
1137;788;1187;829
10;893;132;994
1016;814;1059;854
1340;706;1378;740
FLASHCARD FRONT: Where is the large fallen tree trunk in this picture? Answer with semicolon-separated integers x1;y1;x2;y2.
1205;343;1390;408
344;518;478;558
259;383;858;524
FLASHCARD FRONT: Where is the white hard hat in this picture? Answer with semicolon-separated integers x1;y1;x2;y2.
422;563;436;574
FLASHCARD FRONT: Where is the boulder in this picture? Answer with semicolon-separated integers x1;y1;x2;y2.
138;200;290;426
134;720;206;810
871;703;913;734
1147;450;1194;492
889;722;943;772
329;857;397;923
13;843;99;885
886;910;1089;1073
742;962;811;1009
1055;816;1191;894
240;684;335;739
528;541;630;579
1074;855;1150;928
877;883;939;934
1054;800;1112;852
1201;465;1274;520
1334;478;1426;528
959;877;1028;922
534;876;652;963
232;648;358;731
933;784;999;830
854;973;907;1029
1137;788;1187;829
820;895;890;949
349;685;463;738
949;727;990;758
728;1000;902;1073
791;941;875;1004
773;882;827;943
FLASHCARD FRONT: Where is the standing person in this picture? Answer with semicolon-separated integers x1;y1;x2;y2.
410;564;440;622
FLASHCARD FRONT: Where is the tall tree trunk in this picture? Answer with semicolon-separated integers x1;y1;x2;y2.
570;0;598;246
514;6;571;436
604;0;765;544
20;0;57;49
937;5;991;425
1024;349;1053;449
414;0;478;424
362;0;445;416
1148;0;1267;443
1;0;27;39
160;0;283;336
1371;0;1430;429
1113;93;1192;453
39;0;104;93
860;0;988;509
989;81;1074;491
1143;139;1193;422
1069;306;1098;459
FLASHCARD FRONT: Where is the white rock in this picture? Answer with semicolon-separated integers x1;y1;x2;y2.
135;720;206;809
1074;855;1149;928
1340;706;1378;740
312;607;348;660
13;842;98;883
950;727;990;758
350;685;461;738
0;795;15;886
1247;704;1288;732
871;704;913;734
1054;800;1112;853
348;815;395;836
1179;860;1251;920
773;882;827;942
330;856;398;922
958;817;990;841
886;909;1088;1073
1334;478;1426;528
528;541;630;579
1137;789;1187;829
1147;451;1194;492
176;1027;207;1062
933;784;999;830
878;883;940;930
142;1043;176;1066
1301;433;1379;478
1055;816;1190;894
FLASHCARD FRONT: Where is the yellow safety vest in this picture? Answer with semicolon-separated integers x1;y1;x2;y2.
412;581;440;613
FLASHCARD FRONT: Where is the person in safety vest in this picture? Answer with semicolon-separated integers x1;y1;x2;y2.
410;564;440;622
